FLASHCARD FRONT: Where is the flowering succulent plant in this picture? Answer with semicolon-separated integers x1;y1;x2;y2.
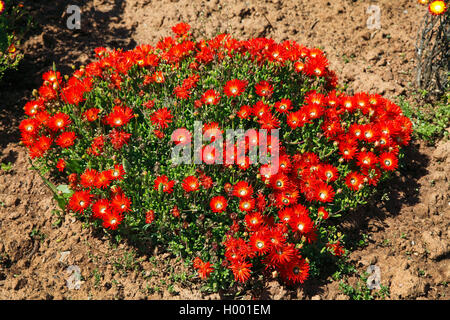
20;23;412;290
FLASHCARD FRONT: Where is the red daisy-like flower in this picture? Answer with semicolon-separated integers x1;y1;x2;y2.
203;122;223;142
237;105;253;119
255;80;273;97
278;207;294;224
172;22;191;36
357;151;378;168
92;199;111;219
210;195;228;213
286;111;301;129
171;128;191;145
95;170;112;189
239;198;255;212
48;112;71;131
105;106;134;127
223;79;248;97
249;231;271;256
318;164;339;182
345;171;365;191
229;260;252;283
23;100;43;117
109;164;126;181
80;168;98;189
145;210;155;224
110;193;132;214
182;175;200;192
101;212;123;230
68;190;92;214
244;211;264;231
154;175;175;193
197;261;214;279
201;89;221;105
314;182;335;203
274;98;293;113
258;112;280;130
338;139;358;160
109;129;132;150
82;108;100;122
232;181;254;198
379;152;398;171
279;255;310;284
150;107;173;129
56;158;66;172
19;119;39;138
55;131;76;148
289;212;313;234
270;173;291;191
267;243;296;266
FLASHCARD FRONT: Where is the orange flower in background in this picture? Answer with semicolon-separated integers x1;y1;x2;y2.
429;0;447;15
418;0;429;5
0;1;5;14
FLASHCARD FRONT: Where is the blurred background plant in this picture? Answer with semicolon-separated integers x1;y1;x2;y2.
415;0;449;99
0;0;33;81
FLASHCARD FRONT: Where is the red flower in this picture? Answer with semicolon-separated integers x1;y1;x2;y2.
182;175;200;192
229;260;252;283
249;231;271;255
110;193;132;214
56;159;66;172
232;181;253;198
154;175;175;193
95;170;112;189
105;106;134;127
314;182;335;203
109;129;132;150
357;151;378;168
239;198;255;212
244;211;264;231
280;255;310;284
102;212;123;230
274;99;292;113
223;79;248;97
80;168;98;188
150;107;173;129
109;164;126;181
345;171;364;191
83;108;100;122
92;199;111;219
145;210;155;224
267;243;296;266
379;152;398;171
19;118;40;136
237;105;253;119
318;164;339;182
172;22;191;36
68;190;92;213
55;131;76;148
201;89;221;105
210;196;228;213
48;112;71;131
171;128;191;145
197;261;214;279
255;80;273;97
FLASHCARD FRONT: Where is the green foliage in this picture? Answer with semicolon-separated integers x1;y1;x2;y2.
398;93;450;143
0;0;32;80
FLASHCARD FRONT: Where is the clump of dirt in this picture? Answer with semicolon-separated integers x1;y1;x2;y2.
0;0;448;300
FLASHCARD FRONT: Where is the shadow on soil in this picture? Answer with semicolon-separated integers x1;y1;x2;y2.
0;0;136;149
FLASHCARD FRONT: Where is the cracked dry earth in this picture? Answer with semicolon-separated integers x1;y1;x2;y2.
0;0;449;299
